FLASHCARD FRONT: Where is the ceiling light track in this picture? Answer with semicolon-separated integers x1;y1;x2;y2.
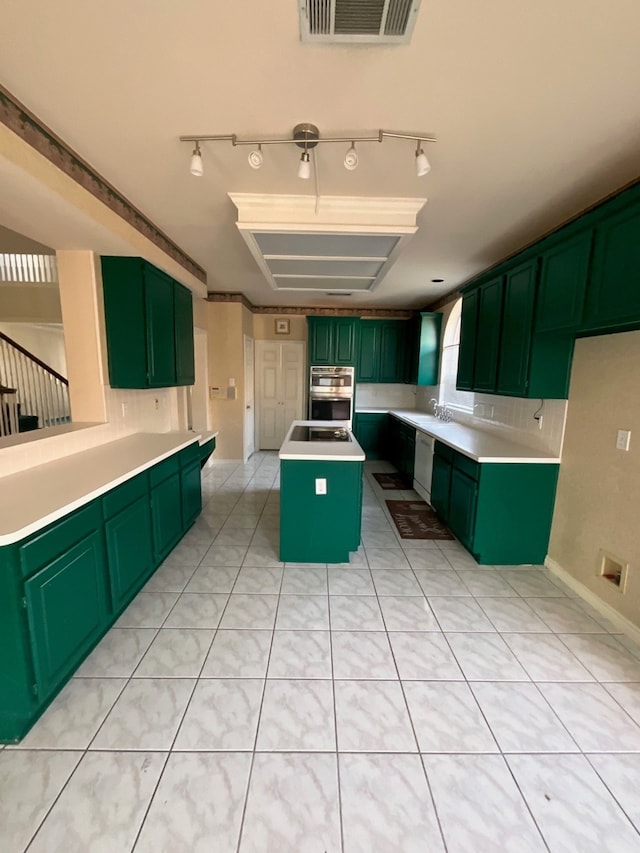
180;124;436;178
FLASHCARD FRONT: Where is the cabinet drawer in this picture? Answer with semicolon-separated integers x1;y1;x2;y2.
19;502;102;579
102;472;148;520
149;453;180;487
179;441;200;468
453;451;479;481
434;441;454;463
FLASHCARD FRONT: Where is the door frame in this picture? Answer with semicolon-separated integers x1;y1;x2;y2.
243;334;255;462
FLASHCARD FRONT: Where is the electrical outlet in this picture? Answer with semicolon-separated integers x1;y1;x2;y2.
154;398;159;410
121;402;127;417
616;429;631;451
315;478;327;495
537;415;544;430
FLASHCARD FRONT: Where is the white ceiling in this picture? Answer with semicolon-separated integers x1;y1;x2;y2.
1;0;640;308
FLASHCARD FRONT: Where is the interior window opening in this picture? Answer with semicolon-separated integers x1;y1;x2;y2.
438;297;474;414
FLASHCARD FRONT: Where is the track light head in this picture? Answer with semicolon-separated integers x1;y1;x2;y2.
248;144;263;169
298;150;311;180
344;142;358;171
190;143;204;177
415;145;430;177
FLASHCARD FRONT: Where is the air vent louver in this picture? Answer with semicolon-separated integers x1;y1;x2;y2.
301;0;421;44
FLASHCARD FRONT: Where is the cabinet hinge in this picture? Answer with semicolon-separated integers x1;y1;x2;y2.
32;682;39;696
22;597;28;609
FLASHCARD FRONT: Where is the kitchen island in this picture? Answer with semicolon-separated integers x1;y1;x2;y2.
279;420;365;563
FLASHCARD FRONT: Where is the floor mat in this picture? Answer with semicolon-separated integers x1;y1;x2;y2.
373;472;413;490
386;499;455;540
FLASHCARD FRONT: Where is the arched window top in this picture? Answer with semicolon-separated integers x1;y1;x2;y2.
439;297;474;412
442;297;462;348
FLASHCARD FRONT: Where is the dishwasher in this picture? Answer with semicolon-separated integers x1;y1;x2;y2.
413;431;435;505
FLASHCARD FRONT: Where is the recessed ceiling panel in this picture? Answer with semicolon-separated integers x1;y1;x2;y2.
266;258;384;277
254;232;399;259
272;276;374;291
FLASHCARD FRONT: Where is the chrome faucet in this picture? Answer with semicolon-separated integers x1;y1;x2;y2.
429;397;439;416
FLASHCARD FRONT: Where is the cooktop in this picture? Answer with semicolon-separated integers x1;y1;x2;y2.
290;426;351;442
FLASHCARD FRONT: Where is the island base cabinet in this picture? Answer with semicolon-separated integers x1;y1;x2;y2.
280;460;363;563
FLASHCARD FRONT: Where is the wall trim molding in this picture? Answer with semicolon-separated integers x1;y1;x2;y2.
0;84;206;285
545;555;640;645
205;292;415;318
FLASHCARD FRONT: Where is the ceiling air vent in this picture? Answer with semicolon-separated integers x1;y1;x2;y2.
300;0;421;44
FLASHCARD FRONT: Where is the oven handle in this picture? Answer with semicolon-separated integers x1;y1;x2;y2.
309;396;352;402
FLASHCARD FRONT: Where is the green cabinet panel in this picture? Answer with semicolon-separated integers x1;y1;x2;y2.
378;322;404;382
456;290;479;391
416;312;443;386
536;232;592;333
307;316;358;365
496;260;537;396
25;532;108;701
145;265;176;387
280;460;363;563
102;472;148;519
19;502;102;579
582;200;640;333
430;448;452;522
174;282;195;385
105;495;154;612
353;413;387;459
474;277;503;391
151;471;183;562
357;323;379;381
448;468;477;550
181;461;202;530
101;256;194;389
386;416;416;480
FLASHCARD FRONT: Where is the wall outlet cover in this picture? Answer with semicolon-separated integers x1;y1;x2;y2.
616;429;631;451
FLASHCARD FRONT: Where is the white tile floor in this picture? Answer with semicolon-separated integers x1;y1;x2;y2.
3;453;640;851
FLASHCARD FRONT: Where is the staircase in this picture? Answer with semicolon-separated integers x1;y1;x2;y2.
0;331;70;437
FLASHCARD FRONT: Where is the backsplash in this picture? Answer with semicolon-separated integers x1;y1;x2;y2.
415;385;567;456
355;383;417;410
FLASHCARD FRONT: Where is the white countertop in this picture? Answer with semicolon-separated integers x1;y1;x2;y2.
359;408;560;464
279;421;365;462
0;431;207;546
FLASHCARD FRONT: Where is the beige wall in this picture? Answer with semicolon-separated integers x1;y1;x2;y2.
0;284;62;323
253;313;308;342
548;330;640;628
206;302;246;459
0;321;67;376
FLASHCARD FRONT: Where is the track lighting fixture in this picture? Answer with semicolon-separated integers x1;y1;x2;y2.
297;150;311;180
344;142;358;171
248;144;263;169
190;142;203;177
415;144;430;177
180;124;436;178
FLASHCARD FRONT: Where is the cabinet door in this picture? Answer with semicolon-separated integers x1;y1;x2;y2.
473;278;503;391
353;413;387;459
416;313;442;386
150;472;182;562
145;266;176;387
583;201;640;332
307;317;334;364
25;532;108;700
536;232;592;333
101;257;148;388
174;283;195;386
378;322;403;382
357;322;379;382
105;495;154;613
181;461;202;530
334;318;358;365
448;468;478;550
404;428;416;480
496;261;537;396
430;452;452;521
456;290;479;391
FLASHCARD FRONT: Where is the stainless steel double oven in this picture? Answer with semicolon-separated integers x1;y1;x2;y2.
308;366;354;426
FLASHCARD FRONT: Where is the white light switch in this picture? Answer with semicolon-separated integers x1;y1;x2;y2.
315;478;327;495
616;429;631;451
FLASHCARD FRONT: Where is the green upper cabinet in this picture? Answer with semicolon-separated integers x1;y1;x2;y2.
357;322;379;381
378;321;404;382
473;277;503;391
174;283;196;385
416;312;442;385
456;289;479;391
145;265;176;387
356;319;413;383
582;198;640;334
101;256;194;389
307;316;358;365
496;260;537;396
535;231;593;334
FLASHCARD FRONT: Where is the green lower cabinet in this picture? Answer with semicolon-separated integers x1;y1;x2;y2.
280;460;363;563
181;461;202;529
151;472;183;563
353;413;387;459
104;495;154;613
25;532;109;702
430;441;558;564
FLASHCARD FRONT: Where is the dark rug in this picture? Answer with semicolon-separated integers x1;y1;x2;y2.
373;472;413;490
386;500;455;540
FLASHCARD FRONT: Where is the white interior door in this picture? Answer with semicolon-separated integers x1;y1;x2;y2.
243;335;255;461
255;341;305;449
